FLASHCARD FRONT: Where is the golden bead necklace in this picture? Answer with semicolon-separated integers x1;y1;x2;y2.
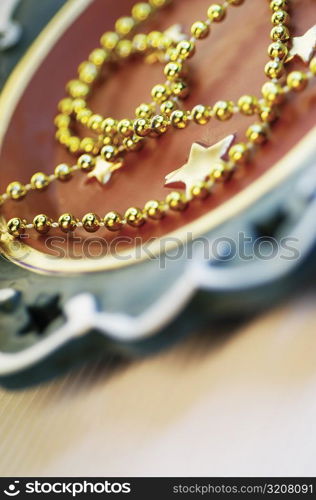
2;0;316;237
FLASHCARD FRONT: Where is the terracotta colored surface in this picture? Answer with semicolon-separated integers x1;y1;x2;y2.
0;0;315;257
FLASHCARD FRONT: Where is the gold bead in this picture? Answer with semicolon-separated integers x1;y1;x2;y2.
78;61;99;84
115;16;135;36
149;0;168;7
55;163;72;181
237;95;258;115
68;136;81;153
246;123;269;145
80;137;96;153
166;191;187;211
132;33;148;53
211;163;229;182
134;118;151;137
117;119;134;137
261;81;284;104
147;30;163;49
104;211;123;231
89;48;109;66
135;102;154;119
7;217;26;237
229;143;249;165
191;104;211;125
160;100;176;116
259;102;278;123
268;41;288;60
78;154;95;172
55;128;70;144
125;207;145;227
213;100;234;120
176;40;195;59
150;115;169;135
171;79;189;99
82;213;101;233
164;61;182;81
310;57;316;75
66;79;90;98
151;83;170;103
58;213;78;233
77;108;92;125
144;200;166;219
6;181;27;200
287;71;308;92
207;4;226;22
100;31;119;51
116;39;133;59
87;114;104;133
131;2;152;22
33;214;52;234
102;117;118;136
54;114;71;128
265;60;284;79
270;25;290;42
101;144;119;161
270;0;289;12
271;9;289;25
31;172;50;191
123;136;143;152
191;182;209;199
191;21;210;39
58;97;73;115
228;0;244;4
170;110;189;129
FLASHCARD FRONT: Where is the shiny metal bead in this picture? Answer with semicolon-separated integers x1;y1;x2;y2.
271;10;289;25
115;16;135;36
191;104;211;125
191;21;210;39
259;102;278;123
66;79;90;99
150;115;169;134
228;0;244;4
117;119;134;138
238;95;258;115
144;200;166;219
270;25;290;42
176;40;195;60
207;4;226;22
58;97;73;115
268;41;288;60
102;117;118;136
89;48;109;67
82;213;101;233
166;191;187;211
171;79;189;99
7;217;26;237
151;84;170;103
160;100;176;116
261;81;284;104
149;0;169;7
123;136;143;152
270;0;289;12
58;213;78;233
31;172;50;191
131;3;152;22
101;145;119;161
264;60;284;79
310;57;316;75
228;143;249;165
104;211;124;231
213;100;234;121
78;61;99;84
54;114;71;128
170;110;189;129
164;61;182;81
246;123;269;145
80;137;96;154
33;214;52;234
287;71;308;92
87;114;104;133
77;108;92;125
132;34;148;53
100;31;119;51
134;118;151;137
116;40;133;59
6;181;27;200
55;163;72;181
125;207;146;227
77;154;96;172
135;103;154;119
191;182;209;199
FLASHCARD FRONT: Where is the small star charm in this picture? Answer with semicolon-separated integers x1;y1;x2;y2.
164;24;187;44
165;135;235;199
87;156;123;185
286;25;316;64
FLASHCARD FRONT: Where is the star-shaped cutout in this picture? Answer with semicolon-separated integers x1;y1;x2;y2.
164;24;187;44
87;156;123;185
286;24;316;64
165;135;235;199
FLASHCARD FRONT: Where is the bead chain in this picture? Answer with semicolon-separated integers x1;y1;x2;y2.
2;0;316;236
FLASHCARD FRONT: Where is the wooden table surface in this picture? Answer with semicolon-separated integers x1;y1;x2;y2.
1;289;316;477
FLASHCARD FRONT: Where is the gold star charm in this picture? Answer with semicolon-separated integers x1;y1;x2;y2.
87;156;123;185
164;24;187;44
165;135;235;199
286;25;316;64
